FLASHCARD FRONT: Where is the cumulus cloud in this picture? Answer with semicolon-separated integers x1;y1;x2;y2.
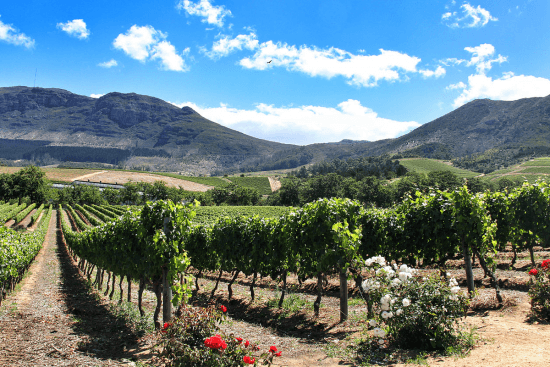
202;32;258;59
442;2;497;28
239;42;443;87
444;44;550;107
0;15;34;48
113;25;188;72
176;0;232;27
90;94;104;98
452;73;550;107
98;59;118;68
169;99;420;145
56;19;90;40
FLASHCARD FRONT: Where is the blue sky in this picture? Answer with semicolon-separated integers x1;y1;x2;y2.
1;0;550;145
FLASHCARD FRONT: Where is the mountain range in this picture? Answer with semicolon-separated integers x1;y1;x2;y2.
1;86;550;174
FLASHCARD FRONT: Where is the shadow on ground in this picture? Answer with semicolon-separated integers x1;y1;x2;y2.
56;224;150;363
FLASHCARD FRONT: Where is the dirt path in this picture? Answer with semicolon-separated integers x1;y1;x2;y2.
71;171;108;182
268;176;282;192
0;210;147;366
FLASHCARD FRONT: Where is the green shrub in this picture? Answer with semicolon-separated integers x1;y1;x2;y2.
361;256;471;352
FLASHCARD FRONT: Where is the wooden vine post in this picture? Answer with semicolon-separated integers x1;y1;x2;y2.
163;217;172;324
339;267;348;322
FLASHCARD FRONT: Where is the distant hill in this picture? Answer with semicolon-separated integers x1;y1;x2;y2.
0;86;292;175
2;86;550;174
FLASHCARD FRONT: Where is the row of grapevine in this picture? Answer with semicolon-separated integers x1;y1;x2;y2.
91;204;120;218
74;204;103;226
61;201;194;329
64;204;91;231
61;182;550;323
30;203;45;225
14;203;37;223
0;205;53;305
0;202;28;223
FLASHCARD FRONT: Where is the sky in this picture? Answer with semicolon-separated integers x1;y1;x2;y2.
1;0;550;146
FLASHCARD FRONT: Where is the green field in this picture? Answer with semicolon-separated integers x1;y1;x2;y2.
227;176;273;195
193;206;291;225
521;158;550;166
519;167;550;174
399;158;478;178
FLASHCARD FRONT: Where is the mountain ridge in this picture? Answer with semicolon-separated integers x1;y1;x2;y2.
2;86;550;174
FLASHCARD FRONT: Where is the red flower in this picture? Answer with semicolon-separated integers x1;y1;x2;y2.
269;346;278;353
529;268;538;276
161;322;172;333
236;337;243;344
244;340;250;347
220;305;227;313
204;335;227;350
275;351;282;357
243;356;256;364
542;259;550;269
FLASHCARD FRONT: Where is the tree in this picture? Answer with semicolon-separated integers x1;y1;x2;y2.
11;165;50;203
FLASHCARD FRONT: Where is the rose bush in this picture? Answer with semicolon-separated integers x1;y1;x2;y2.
361;256;471;351
157;304;282;366
528;259;550;320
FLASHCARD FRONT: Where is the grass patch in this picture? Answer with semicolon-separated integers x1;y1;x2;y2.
399;158;478;178
227;176;273;195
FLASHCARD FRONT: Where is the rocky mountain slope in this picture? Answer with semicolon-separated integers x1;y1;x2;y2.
1;86;550;174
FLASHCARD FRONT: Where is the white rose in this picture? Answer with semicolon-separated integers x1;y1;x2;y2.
402;298;411;307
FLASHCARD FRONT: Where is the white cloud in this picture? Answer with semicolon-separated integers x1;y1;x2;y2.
442;44;506;74
113;25;188;72
0;15;34;48
203;32;258;59
442;2;497;28
151;41;189;72
464;44;506;73
56;19;90;40
240;42;442;87
444;43;550;106
176;0;232;27
169;99;420;145
90;94;104;98
446;81;467;90
98;59;118;68
419;66;446;78
452;73;550;107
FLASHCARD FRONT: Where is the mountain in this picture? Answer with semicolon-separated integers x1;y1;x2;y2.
0;86;294;174
2;86;550;174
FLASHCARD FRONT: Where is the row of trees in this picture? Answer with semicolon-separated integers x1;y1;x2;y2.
267;171;523;207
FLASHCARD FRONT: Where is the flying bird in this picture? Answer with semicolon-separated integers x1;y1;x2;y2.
267;60;272;63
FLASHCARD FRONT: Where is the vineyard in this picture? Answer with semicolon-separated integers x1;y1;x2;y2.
2;182;550;365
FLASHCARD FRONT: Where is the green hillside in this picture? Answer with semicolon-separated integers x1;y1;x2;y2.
399;158;478;178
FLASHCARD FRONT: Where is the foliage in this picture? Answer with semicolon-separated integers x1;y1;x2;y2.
0;165;51;203
0;204;53;296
